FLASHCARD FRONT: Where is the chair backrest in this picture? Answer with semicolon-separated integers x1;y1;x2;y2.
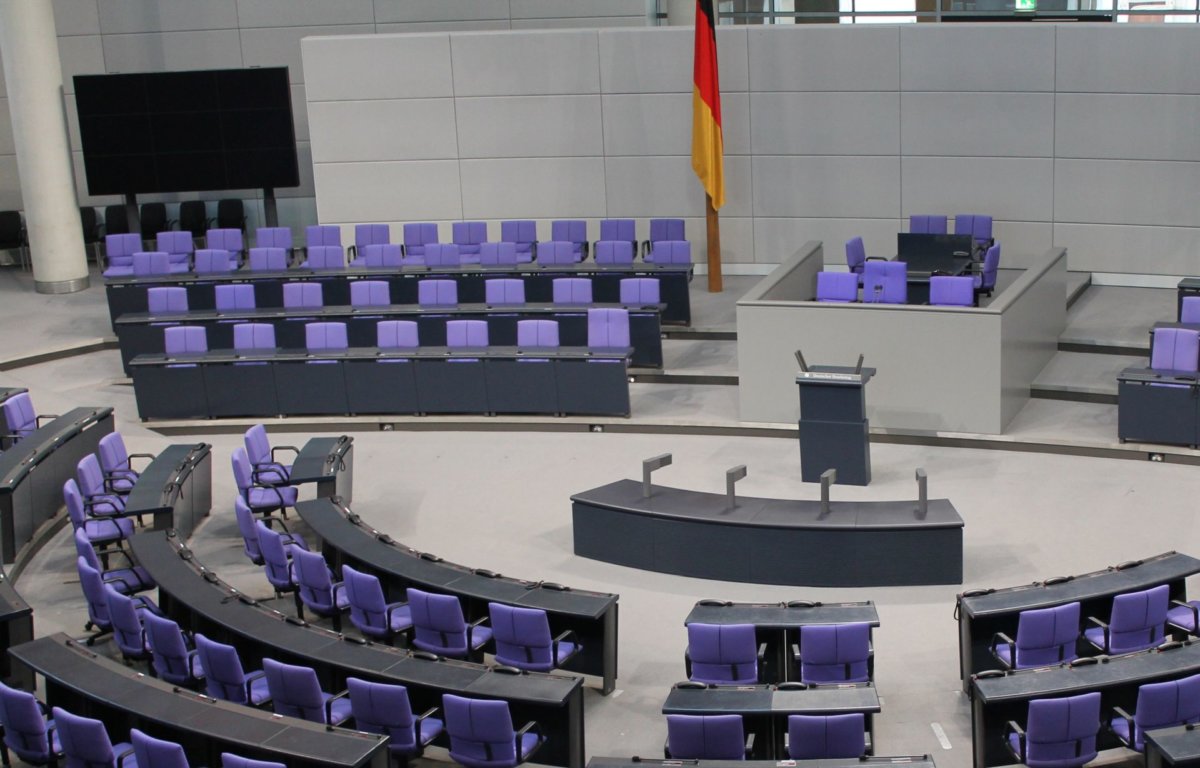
500;220;537;258
194;249;235;274
424;243;462;267
552;278;592;305
234;497;262;562
666;714;746;760
234;323;276;350
929;276;974;307
646;240;691;265
148;286;189;313
1182;297;1200;324
489;602;556;670
402;223;439;255
76;556;112;630
283;282;323;309
227;446;253;496
955;213;993;243
1023;692;1101;766
788;713;866;759
517;319;559;348
452;221;489;251
0;681;55;764
408;588;469;655
343;565;391;637
479;241;518;266
206;228;244;252
52;707;120;768
910;214;948;235
418;279;458;307
305;322;348;352
485;279;525;305
217;199;245;231
845;237;867;274
64;478;87;529
1151;328;1200;372
98;431;132;479
799;623;871;683
537;241;576;265
157;230;194;256
104;205;130;236
255;227;292;250
649;218;685;243
359;243;403;268
686;623;758;684
862;260;907;304
240;426;271;481
222;754;286;768
105;585;147;659
75;453;109;500
377;320;420;349
347;678;418;751
1106;584;1169;654
195;633;254;705
550;220;587;258
1014;601;1080;668
305;245;345;269
618;277;660;305
133;251;171;276
355;223;390;249
143;611;195;684
815;271;858;303
595;241;634;265
979;242;1001;290
1;392;36;439
350;281;390;308
248;247;288;272
587;308;630;348
255;521;294;590
1130;674;1200;748
305;225;342;248
262;658;328;723
446;320;489;348
164;325;208;355
443;694;520;765
132;728;190;768
599;218;635;243
106;232;141;262
293;548;340;613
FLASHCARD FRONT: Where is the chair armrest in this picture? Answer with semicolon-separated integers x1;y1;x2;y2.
102;572;138;592
1085;616;1110;647
347;245;358;260
272;445;301;461
34;414;58;427
469;615;490;628
187;649;203;678
866;256;889;261
582;242;590;260
325;689;351;725
757;642;768;664
385;601;410;624
515;721;545;761
263;515;292;533
744;732;755;756
641;239;651;258
127;453;156;472
416;706;439;724
552;629;580;662
990;632;1016;667
1171;600;1200;632
250;468;285;487
790;643;800;664
1110;706;1134;744
1003;721;1026;761
244;670;269;703
116;747;137;768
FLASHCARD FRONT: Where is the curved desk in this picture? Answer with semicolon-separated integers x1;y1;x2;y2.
11;633;387;768
297;498;619;694
122;443;212;539
589;758;935;768
129;530;585;768
571;479;963;587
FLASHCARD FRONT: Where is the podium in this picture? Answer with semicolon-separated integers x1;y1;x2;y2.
797;366;874;486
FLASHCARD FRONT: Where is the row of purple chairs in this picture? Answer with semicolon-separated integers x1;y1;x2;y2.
685;622;870;686
909;213;994;244
664;712;867;760
836;241;1000;304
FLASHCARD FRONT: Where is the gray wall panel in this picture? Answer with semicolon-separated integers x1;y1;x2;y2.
58;36;105;94
290;84;309;142
0;99;14;156
308;99;458;162
602;92;750;157
96;0;239;34
747;26;899;92
373;0;511;23
754;218;902;265
102;30;244;72
1055;93;1200;162
459;158;608;219
53;0;102;36
456;96;604;158
1056;26;1200;95
510;0;648;18
1054;159;1200;227
999;250;1066;427
511;17;647;29
1053;223;1200;275
902;157;1054;222
901;92;1053;158
900;25;1055;92
0;156;22;210
241;24;374;83
751;92;899;156
235;0;376;28
598;28;748;95
314;161;463;222
376;21;512;33
752;156;901;219
605;155;753;218
450;31;600;97
302;34;454;101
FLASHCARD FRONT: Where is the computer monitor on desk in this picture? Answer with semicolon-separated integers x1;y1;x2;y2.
897;233;973;274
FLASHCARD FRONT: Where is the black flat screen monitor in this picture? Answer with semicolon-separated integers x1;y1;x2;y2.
73;67;299;196
897;233;974;274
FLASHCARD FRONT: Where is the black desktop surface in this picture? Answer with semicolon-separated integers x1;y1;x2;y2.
1146;725;1200;765
662;683;880;715
588;759;934;768
684;600;880;628
897;233;974;274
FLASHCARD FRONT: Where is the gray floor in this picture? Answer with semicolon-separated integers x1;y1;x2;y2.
1061;285;1174;351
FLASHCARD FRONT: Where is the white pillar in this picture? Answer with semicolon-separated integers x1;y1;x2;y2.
0;0;88;293
667;0;698;24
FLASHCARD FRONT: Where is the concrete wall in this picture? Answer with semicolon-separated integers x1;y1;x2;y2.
307;23;1200;275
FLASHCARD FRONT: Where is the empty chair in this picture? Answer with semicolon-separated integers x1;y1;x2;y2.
156;230;194;273
233;323;274;349
103;233;142;277
1181;297;1200;324
929;276;975;307
1151;328;1200;373
408;588;492;659
132;251;171;276
343;564;413;643
65;478;134;548
665;714;750;760
255;226;292;250
485;279;525;306
292;548;348;629
447;320;488;348
216;284;257;311
347;678;443;760
193;248;237;273
206;228;244;254
256;520;304;608
418;279;458;307
645;218;686;256
537;241;577;265
862;261;907;304
303;244;345;269
305;224;342;248
76;557;115;641
402;222;439;260
164;325;207;355
178;201;209;241
231;446;297;515
975;242;1001;297
552;277;593;305
357;244;403;268
480;241;519;266
105;585;152;662
1084;584;1169;655
222;755;284;768
194;632;271;707
452;221;489;263
686;623;761;684
354;223;390;256
517;319;559;348
131;728;190;768
351;280;392;307
594;241;634;265
244;421;296;487
815;271;858;303
247;247;288;272
235;496;306;565
74;528;154;596
76;453;126;517
910;214;948;234
788;714;867;759
0;392;51;446
955;213;994;244
443;694;544;768
104;205;129;236
0;681;63;766
97;426;150;492
377;320;420;349
141;202;170;240
550;220;588;261
489;602;580;672
620;278;660;306
587;308;630;348
306;321;348;351
845;237;868;279
262;658;352;725
217;199;246;231
991;602;1081;670
1004;692;1101;768
798;623;871;684
424;243;461;267
147;286;188;314
644;240;691;265
500;220;537;262
599;218;636;247
282;282;323;309
1111;674;1200;752
52;707;135;768
144;611;204;686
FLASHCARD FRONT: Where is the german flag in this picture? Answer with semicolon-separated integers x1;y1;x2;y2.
692;0;724;210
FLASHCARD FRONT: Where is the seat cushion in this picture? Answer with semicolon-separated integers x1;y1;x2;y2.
248;485;298;508
1110;716;1137;749
1082;626;1105;650
1168;602;1200;632
82;516;135;544
325;694;353;725
254;462;291;485
248;673;272;706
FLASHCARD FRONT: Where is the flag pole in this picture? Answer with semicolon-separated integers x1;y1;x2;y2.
706;193;722;292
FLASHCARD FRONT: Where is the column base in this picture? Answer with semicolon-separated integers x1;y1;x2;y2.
35;275;90;294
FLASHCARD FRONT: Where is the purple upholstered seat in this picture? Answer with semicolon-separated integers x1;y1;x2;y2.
231;445;297;514
306;322;348;351
910;214;948;234
131;728;189;768
233;323;275;349
845;236;867;278
599;219;635;245
103;233;142;277
489;602;580;672
644;240;691;265
98;431;147;495
356;243;403;268
282;282;323;309
378;320;419;349
216;284;256;311
195;632;272;707
424;243;462;267
52;707;134;768
975;243;1001;297
343;566;413;642
798;623;871;684
686;623;759;684
955;214;993;244
517;319;559;348
144;611;204;686
206;228;244;253
262;658;352;725
348;678;442;758
552;278;592;305
619;277;660;305
351;280;390;308
587;308;630;348
147;286;188;313
1004;692;1101;768
550;220;588;262
403;223;439;260
447;320;488;348
787;713;867;759
305;224;342;248
292;547;348;627
480;242;519;266
443;695;544;768
164;325;207;355
1182;297;1200;324
255;226;293;250
500;220;537;263
0;682;62;766
303;245;345;269
408;588;492;658
452;221;489;264
156;230;194;273
816;271;858;303
193;249;237;273
537;241;576;265
666;714;747;760
862;261;907;304
594;241;634;265
991;602;1080;670
247;247;287;272
354;223;390;251
1083;584;1169;655
1151;328;1200;373
418;279;458;307
132;251;171;276
485;279;525;306
929;276;975;307
1110;674;1200;752
647;219;686;258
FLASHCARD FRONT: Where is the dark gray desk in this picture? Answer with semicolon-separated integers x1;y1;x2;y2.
104;262;694;326
955;551;1200;692
589;757;934;768
129;530;586;768
122;444;212;539
130;346;632;420
571;479;963;587
970;640;1200;768
290;437;354;503
11;633;388;768
797;367;874;486
662;683;880;759
1147;725;1200;768
1117;367;1200;447
297;498;618;694
113;302;665;370
0;570;32;690
0;407;114;563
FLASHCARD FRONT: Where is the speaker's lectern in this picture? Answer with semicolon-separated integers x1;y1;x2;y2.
795;351;874;486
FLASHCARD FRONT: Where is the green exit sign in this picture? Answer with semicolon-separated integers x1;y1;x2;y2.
1015;0;1036;11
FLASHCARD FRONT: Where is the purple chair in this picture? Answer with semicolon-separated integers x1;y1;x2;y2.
500;220;537;263
348;678;443;760
351;280;391;308
292;547;348;629
552;278;592;305
815;271;858;303
98;432;150;495
645;218;686;257
645;240;691;265
305;224;342;248
480;242;519;266
105;584;152;661
485;279;525;306
798;623;871;684
443;694;544;768
517;320;559;348
354;223;390;256
452;221;489;264
0;392;51;447
587;308;630;348
686;623;761;684
256;521;303;608
65;478;133;547
247;247;288;271
1084;584;1169;655
1151;328;1200;373
666;714;749;760
144;611;204;686
862;261;907;304
132;251;171;276
418;280;458;307
131;728;190;768
929;276;975;307
303;245;345;269
343;565;413;643
262;658;352;725
195;632;272;707
910;214;948;234
424;243;461;267
206;228;244;253
164;325;208;355
103;233;142;277
157;230;194;273
74;527;154;595
305;322;348;352
975;243;1001;297
992;602;1080;670
489;602;580;672
447;320;488;348
193;248;237;273
222;755;285;768
1111;674;1200;752
255;227;292;250
233;323;275;349
147;286;188;313
1182;297;1200;324
235;496;305;566
845;237;868;279
378;320;420;349
52;707;134;768
244;423;296;487
537;241;576;265
0;681;63;766
1004;692;1101;768
955;214;994;244
282;282;323;309
599;219;635;250
75;453;126;517
357;244;403;268
231;446;297;515
76;557;115;642
408;588;492;659
550;220;588;261
788;714;867;759
403;222;439;260
594;241;634;265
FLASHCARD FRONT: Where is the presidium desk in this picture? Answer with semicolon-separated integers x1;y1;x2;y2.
571;479;963;587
